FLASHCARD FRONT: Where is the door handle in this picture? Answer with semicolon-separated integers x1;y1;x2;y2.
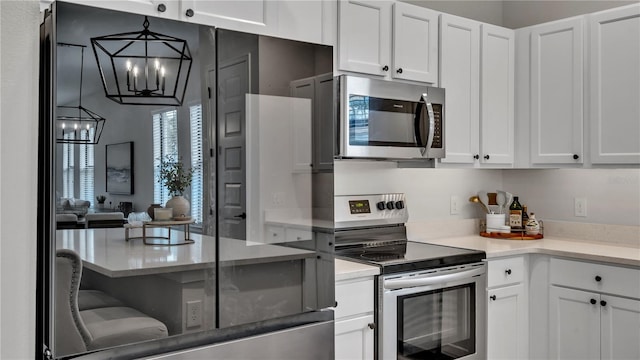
414;93;435;157
234;212;246;220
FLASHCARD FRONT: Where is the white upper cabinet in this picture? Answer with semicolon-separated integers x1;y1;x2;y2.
589;4;640;164
179;0;277;35
56;1;329;45
338;0;392;77
480;23;515;165
439;14;480;164
338;0;439;84
392;2;439;83
530;17;584;165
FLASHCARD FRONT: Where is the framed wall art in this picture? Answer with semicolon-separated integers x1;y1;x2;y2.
106;142;134;195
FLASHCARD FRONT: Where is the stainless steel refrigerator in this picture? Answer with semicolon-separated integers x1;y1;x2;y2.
38;2;334;358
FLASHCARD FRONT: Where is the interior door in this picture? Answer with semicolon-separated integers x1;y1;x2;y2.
217;55;250;240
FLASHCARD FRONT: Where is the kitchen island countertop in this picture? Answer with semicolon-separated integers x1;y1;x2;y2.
335;259;380;281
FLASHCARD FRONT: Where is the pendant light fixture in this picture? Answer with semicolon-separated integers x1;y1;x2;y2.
56;43;106;145
91;16;192;106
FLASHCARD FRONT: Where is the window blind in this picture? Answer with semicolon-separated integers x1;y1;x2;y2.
62;133;75;198
190;104;203;224
79;128;95;204
153;109;179;205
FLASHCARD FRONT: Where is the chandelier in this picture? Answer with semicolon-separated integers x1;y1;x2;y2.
91;16;192;106
56;43;106;145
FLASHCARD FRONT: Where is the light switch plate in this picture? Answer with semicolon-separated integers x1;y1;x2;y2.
574;197;587;217
450;195;460;215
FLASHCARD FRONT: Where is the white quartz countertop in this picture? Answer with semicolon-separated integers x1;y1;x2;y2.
335;259;380;281
411;235;640;267
56;228;314;278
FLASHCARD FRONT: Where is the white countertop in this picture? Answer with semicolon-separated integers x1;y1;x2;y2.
56;228;314;278
335;259;380;281
335;234;640;282
412;235;640;267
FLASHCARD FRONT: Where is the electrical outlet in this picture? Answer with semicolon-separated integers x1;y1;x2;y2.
574;197;587;217
186;300;202;328
450;195;460;215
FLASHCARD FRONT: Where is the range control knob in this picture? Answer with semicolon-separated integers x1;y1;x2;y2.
386;202;395;210
395;201;405;209
376;201;386;211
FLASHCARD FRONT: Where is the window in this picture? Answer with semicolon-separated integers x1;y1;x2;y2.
62;133;75;198
153;109;178;205
79;129;95;203
60;131;94;204
190;104;203;224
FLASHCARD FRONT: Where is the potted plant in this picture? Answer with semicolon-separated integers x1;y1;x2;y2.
96;195;106;208
158;156;194;218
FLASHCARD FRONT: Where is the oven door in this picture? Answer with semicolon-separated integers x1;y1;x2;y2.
379;263;486;360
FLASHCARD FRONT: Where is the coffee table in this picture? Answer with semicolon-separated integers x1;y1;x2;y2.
124;218;195;245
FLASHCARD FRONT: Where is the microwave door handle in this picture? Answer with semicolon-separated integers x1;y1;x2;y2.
414;97;424;149
424;102;435;156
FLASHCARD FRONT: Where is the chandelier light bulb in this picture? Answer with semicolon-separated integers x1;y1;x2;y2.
127;60;132;71
61;123;66;129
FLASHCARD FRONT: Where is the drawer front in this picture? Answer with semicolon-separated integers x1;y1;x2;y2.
550;257;640;299
335;279;374;319
286;227;313;242
265;225;285;243
488;256;525;288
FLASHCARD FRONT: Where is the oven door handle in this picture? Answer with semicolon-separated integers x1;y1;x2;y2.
384;266;485;290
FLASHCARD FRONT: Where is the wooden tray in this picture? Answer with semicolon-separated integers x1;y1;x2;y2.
480;231;543;240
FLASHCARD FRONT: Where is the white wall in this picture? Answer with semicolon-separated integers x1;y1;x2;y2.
335;161;504;222
502;0;637;29
402;0;504;26
0;1;39;359
503;169;640;226
335;162;640;227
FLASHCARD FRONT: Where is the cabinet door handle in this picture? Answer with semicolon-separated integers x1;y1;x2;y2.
595;275;602;282
484;154;490;160
573;154;580;160
382;65;389;72
505;269;512;275
396;68;403;74
590;298;597;305
600;300;607;307
157;3;166;12
490;295;496;301
473;154;479;160
185;8;194;17
368;322;376;330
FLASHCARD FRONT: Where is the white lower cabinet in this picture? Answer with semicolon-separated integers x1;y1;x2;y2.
488;284;528;360
549;258;640;360
335;277;375;360
486;256;528;360
335;315;375;360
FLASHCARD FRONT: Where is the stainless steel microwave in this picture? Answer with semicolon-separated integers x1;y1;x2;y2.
337;75;445;159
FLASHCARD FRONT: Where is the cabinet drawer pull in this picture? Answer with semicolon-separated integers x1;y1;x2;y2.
505;269;512;275
396;68;403;74
368;322;376;330
484;154;490;160
595;275;602;282
185;8;194;17
382;65;389;72
473;154;479;160
590;298;597;305
600;300;607;307
573;154;580;160
490;295;497;301
157;3;166;12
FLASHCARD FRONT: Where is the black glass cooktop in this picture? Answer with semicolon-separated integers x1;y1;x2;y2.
336;241;486;275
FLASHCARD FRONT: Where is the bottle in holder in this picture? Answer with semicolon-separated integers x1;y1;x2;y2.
509;196;523;230
525;212;540;235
